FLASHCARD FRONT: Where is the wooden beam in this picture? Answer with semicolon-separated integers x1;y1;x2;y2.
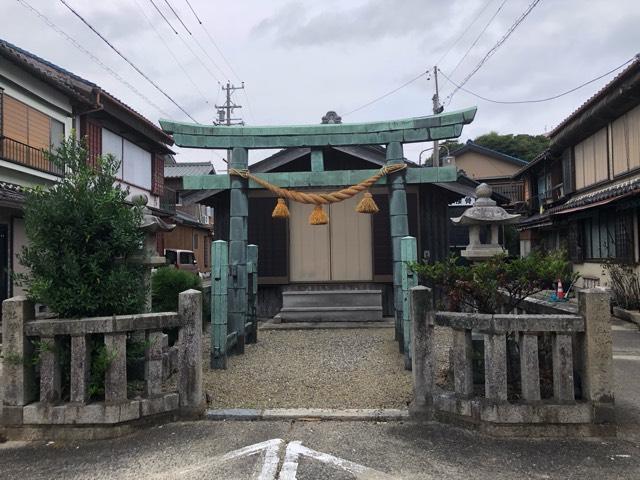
182;166;458;190
160;108;477;149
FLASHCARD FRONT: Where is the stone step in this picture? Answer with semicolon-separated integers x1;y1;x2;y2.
282;290;382;309
279;306;384;323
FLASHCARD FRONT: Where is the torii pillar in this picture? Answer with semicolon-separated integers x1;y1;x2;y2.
229;147;249;354
386;141;410;350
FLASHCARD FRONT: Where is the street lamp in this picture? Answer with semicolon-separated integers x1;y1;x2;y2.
418;144;455;167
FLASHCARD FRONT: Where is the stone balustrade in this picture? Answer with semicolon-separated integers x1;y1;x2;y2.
411;287;615;437
1;290;203;434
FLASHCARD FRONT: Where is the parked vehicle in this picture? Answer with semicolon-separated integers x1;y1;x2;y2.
164;249;198;274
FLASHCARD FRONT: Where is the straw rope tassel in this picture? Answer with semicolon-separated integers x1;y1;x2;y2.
229;163;406;225
356;191;379;214
272;198;290;218
309;204;329;225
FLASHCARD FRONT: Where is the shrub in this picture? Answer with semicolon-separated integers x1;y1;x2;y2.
605;263;640;311
411;250;577;314
17;135;146;317
151;266;202;313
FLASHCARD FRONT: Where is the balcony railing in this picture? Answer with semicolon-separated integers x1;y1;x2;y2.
160;186;177;213
0;136;64;176
491;181;524;203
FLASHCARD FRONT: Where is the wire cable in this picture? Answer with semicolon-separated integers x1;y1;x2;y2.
60;0;199;122
132;0;214;107
437;0;497;65
439;57;637;104
343;70;429;117
182;0;243;84
146;0;223;85
16;0;171;118
149;0;178;34
447;0;544;105
163;0;192;35
448;0;509;78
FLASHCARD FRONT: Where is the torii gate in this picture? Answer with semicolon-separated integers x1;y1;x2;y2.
160;107;476;368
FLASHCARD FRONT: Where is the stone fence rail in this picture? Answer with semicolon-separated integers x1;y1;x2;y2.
411;287;615;437
1;289;203;437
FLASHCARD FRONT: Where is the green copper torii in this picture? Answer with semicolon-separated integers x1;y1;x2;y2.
160;107;477;369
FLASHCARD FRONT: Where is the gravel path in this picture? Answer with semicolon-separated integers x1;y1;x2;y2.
202;328;413;409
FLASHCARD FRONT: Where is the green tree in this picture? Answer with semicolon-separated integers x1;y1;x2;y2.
411;250;576;314
473;131;549;162
17;135;146;317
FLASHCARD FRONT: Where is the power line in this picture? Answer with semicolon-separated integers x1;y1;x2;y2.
60;0;199;122
436;0;498;66
184;0;202;23
182;0;243;83
163;0;192;35
16;0;171;118
163;0;228;80
148;0;178;34
146;0;223;85
132;0;213;107
438;57;637;104
448;0;509;79
343;70;430;117
447;0;544;105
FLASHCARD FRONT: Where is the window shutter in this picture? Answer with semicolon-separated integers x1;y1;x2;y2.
615;211;633;262
152;154;164;195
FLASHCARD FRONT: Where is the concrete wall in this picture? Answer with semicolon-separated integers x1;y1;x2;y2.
454;151;522;180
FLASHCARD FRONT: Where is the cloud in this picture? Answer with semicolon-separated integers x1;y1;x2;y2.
252;0;456;47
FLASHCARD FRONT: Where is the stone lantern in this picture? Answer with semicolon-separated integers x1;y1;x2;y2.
132;194;176;312
451;183;520;261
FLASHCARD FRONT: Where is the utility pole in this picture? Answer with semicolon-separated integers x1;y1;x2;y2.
216;81;245;163
431;65;444;166
216;81;245;126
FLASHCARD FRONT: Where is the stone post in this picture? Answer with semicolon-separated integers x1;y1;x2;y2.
1;297;36;409
484;333;508;402
411;286;434;415
145;330;164;397
70;334;91;404
578;289;615;422
386;141;409;349
401;236;418;369
211;240;229;369
246;244;259;344
229;146;249;354
178;289;203;410
104;333;127;403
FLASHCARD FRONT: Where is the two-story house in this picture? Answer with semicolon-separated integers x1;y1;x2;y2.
515;57;640;287
162;158;214;274
0;38;174;306
450;140;528;206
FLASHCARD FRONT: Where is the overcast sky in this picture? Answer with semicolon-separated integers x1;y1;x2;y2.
3;0;639;169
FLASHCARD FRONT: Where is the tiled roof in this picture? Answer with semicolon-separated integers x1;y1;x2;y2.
0;181;26;205
165;162;215;178
548;174;640;213
0;38;172;145
549;56;640;137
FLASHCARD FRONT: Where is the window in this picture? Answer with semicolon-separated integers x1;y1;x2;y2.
101;128;152;190
165;249;177;265
193;233;198;250
179;252;194;265
581;209;633;261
